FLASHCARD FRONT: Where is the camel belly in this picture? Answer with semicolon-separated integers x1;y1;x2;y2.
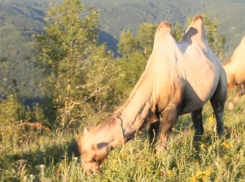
234;64;245;84
179;61;220;114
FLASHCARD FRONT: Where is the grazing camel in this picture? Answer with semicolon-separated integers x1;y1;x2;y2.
77;15;227;174
223;35;245;110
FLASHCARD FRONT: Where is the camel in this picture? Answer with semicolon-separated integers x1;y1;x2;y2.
77;15;227;174
223;35;245;110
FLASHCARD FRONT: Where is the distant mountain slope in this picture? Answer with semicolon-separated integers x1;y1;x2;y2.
1;0;245;61
0;1;48;60
81;0;245;60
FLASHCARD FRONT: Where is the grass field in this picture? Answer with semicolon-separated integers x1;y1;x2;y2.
1;92;245;182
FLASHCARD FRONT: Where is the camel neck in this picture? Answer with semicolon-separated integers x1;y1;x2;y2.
95;59;157;149
94;119;124;149
115;70;155;139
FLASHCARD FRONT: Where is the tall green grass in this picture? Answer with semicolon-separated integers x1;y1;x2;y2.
1;94;245;181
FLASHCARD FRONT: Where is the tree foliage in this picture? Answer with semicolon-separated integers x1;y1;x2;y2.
34;0;115;127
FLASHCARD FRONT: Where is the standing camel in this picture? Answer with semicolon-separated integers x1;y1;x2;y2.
77;15;227;174
223;35;245;110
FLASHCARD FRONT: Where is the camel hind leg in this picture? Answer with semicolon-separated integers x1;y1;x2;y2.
156;106;178;152
147;112;160;146
210;76;227;136
228;82;245;110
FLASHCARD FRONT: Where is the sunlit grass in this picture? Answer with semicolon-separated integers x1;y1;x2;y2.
1;94;245;181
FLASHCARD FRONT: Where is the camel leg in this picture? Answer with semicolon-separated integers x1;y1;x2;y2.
191;107;204;142
210;78;227;136
228;83;245;110
156;107;178;152
148;113;160;146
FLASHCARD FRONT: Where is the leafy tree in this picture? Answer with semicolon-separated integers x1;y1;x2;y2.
0;58;43;126
172;24;185;42
0;58;9;100
137;23;158;56
113;25;152;102
117;30;139;56
0;93;26;125
34;0;115;127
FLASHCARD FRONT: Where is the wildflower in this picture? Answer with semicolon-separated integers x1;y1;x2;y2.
203;168;211;176
167;169;172;176
190;168;212;181
222;142;231;148
200;143;205;148
57;166;60;172
189;177;196;182
147;166;152;172
209;116;215;124
195;170;203;179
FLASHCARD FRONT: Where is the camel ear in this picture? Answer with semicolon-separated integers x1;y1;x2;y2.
97;142;108;150
83;127;89;135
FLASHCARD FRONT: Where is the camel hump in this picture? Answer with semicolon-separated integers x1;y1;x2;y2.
182;14;205;42
156;21;171;34
193;14;203;23
154;21;171;44
159;21;171;29
189;14;203;31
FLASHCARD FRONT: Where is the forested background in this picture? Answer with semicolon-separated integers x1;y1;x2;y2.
0;0;244;128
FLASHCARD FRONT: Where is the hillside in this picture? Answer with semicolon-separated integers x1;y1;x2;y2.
1;0;245;60
0;0;245;97
81;0;245;60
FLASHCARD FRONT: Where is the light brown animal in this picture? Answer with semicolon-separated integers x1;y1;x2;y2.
223;35;245;110
77;15;227;174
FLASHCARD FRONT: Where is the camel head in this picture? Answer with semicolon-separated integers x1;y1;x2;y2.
77;127;110;175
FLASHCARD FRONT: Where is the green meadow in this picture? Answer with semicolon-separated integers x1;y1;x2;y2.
1;92;245;182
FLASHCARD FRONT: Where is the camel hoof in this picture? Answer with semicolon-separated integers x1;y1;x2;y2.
155;143;168;154
228;102;235;110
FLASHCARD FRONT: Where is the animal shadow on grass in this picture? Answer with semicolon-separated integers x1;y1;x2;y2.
13;138;80;164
